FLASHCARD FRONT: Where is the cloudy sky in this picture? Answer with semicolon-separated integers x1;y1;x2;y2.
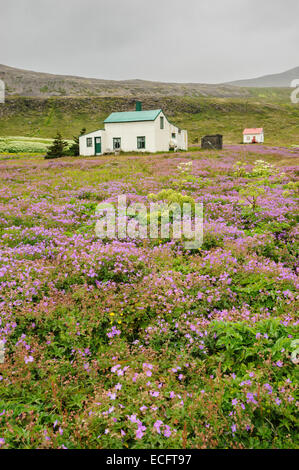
0;0;298;83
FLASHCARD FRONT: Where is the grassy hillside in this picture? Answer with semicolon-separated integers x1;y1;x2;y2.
0;93;298;146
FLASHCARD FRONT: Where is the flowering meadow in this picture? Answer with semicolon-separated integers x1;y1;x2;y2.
0;145;298;449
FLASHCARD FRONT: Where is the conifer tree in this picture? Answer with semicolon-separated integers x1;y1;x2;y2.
69;128;86;156
45;131;68;159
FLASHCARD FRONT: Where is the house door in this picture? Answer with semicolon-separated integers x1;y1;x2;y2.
95;137;101;155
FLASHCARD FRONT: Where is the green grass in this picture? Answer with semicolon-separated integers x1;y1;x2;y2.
0;92;298;146
0;136;74;154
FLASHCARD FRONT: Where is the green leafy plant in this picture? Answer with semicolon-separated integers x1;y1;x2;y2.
250;160;278;178
68;128;86;157
233;161;247;177
148;189;195;208
239;182;265;210
45;131;68;159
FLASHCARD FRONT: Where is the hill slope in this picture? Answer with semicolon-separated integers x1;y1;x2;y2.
226;66;299;88
0;64;298;147
0;95;298;146
0;63;251;98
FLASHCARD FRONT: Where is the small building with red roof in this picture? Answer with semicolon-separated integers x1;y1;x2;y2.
243;128;264;144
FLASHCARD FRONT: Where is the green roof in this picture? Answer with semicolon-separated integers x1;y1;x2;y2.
104;109;162;124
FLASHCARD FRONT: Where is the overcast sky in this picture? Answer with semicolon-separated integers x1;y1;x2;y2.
1;0;298;83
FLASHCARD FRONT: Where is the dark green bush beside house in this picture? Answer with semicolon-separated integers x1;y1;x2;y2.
45;131;68;159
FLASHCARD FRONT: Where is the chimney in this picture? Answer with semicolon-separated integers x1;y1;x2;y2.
136;101;142;111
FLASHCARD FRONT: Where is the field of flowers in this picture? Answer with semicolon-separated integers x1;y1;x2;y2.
0;145;298;449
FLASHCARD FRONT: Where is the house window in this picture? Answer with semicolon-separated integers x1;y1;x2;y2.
160;116;164;129
171;133;176;139
86;137;92;147
137;136;146;149
113;137;121;150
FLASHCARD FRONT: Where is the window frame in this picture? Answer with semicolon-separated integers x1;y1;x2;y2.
86;137;93;147
160;116;164;129
137;136;146;149
113;137;121;150
171;132;176;139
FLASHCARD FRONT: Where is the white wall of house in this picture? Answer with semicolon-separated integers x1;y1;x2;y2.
243;133;264;144
79;129;106;156
174;128;188;150
104;120;157;153
154;112;175;151
79;111;188;155
153;113;187;152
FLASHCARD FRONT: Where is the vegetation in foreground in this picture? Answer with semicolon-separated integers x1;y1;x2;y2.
0;146;298;449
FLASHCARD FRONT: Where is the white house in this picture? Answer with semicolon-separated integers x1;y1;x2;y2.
79;103;188;156
243;128;264;144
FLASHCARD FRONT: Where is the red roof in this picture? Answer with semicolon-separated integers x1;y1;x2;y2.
243;128;263;135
